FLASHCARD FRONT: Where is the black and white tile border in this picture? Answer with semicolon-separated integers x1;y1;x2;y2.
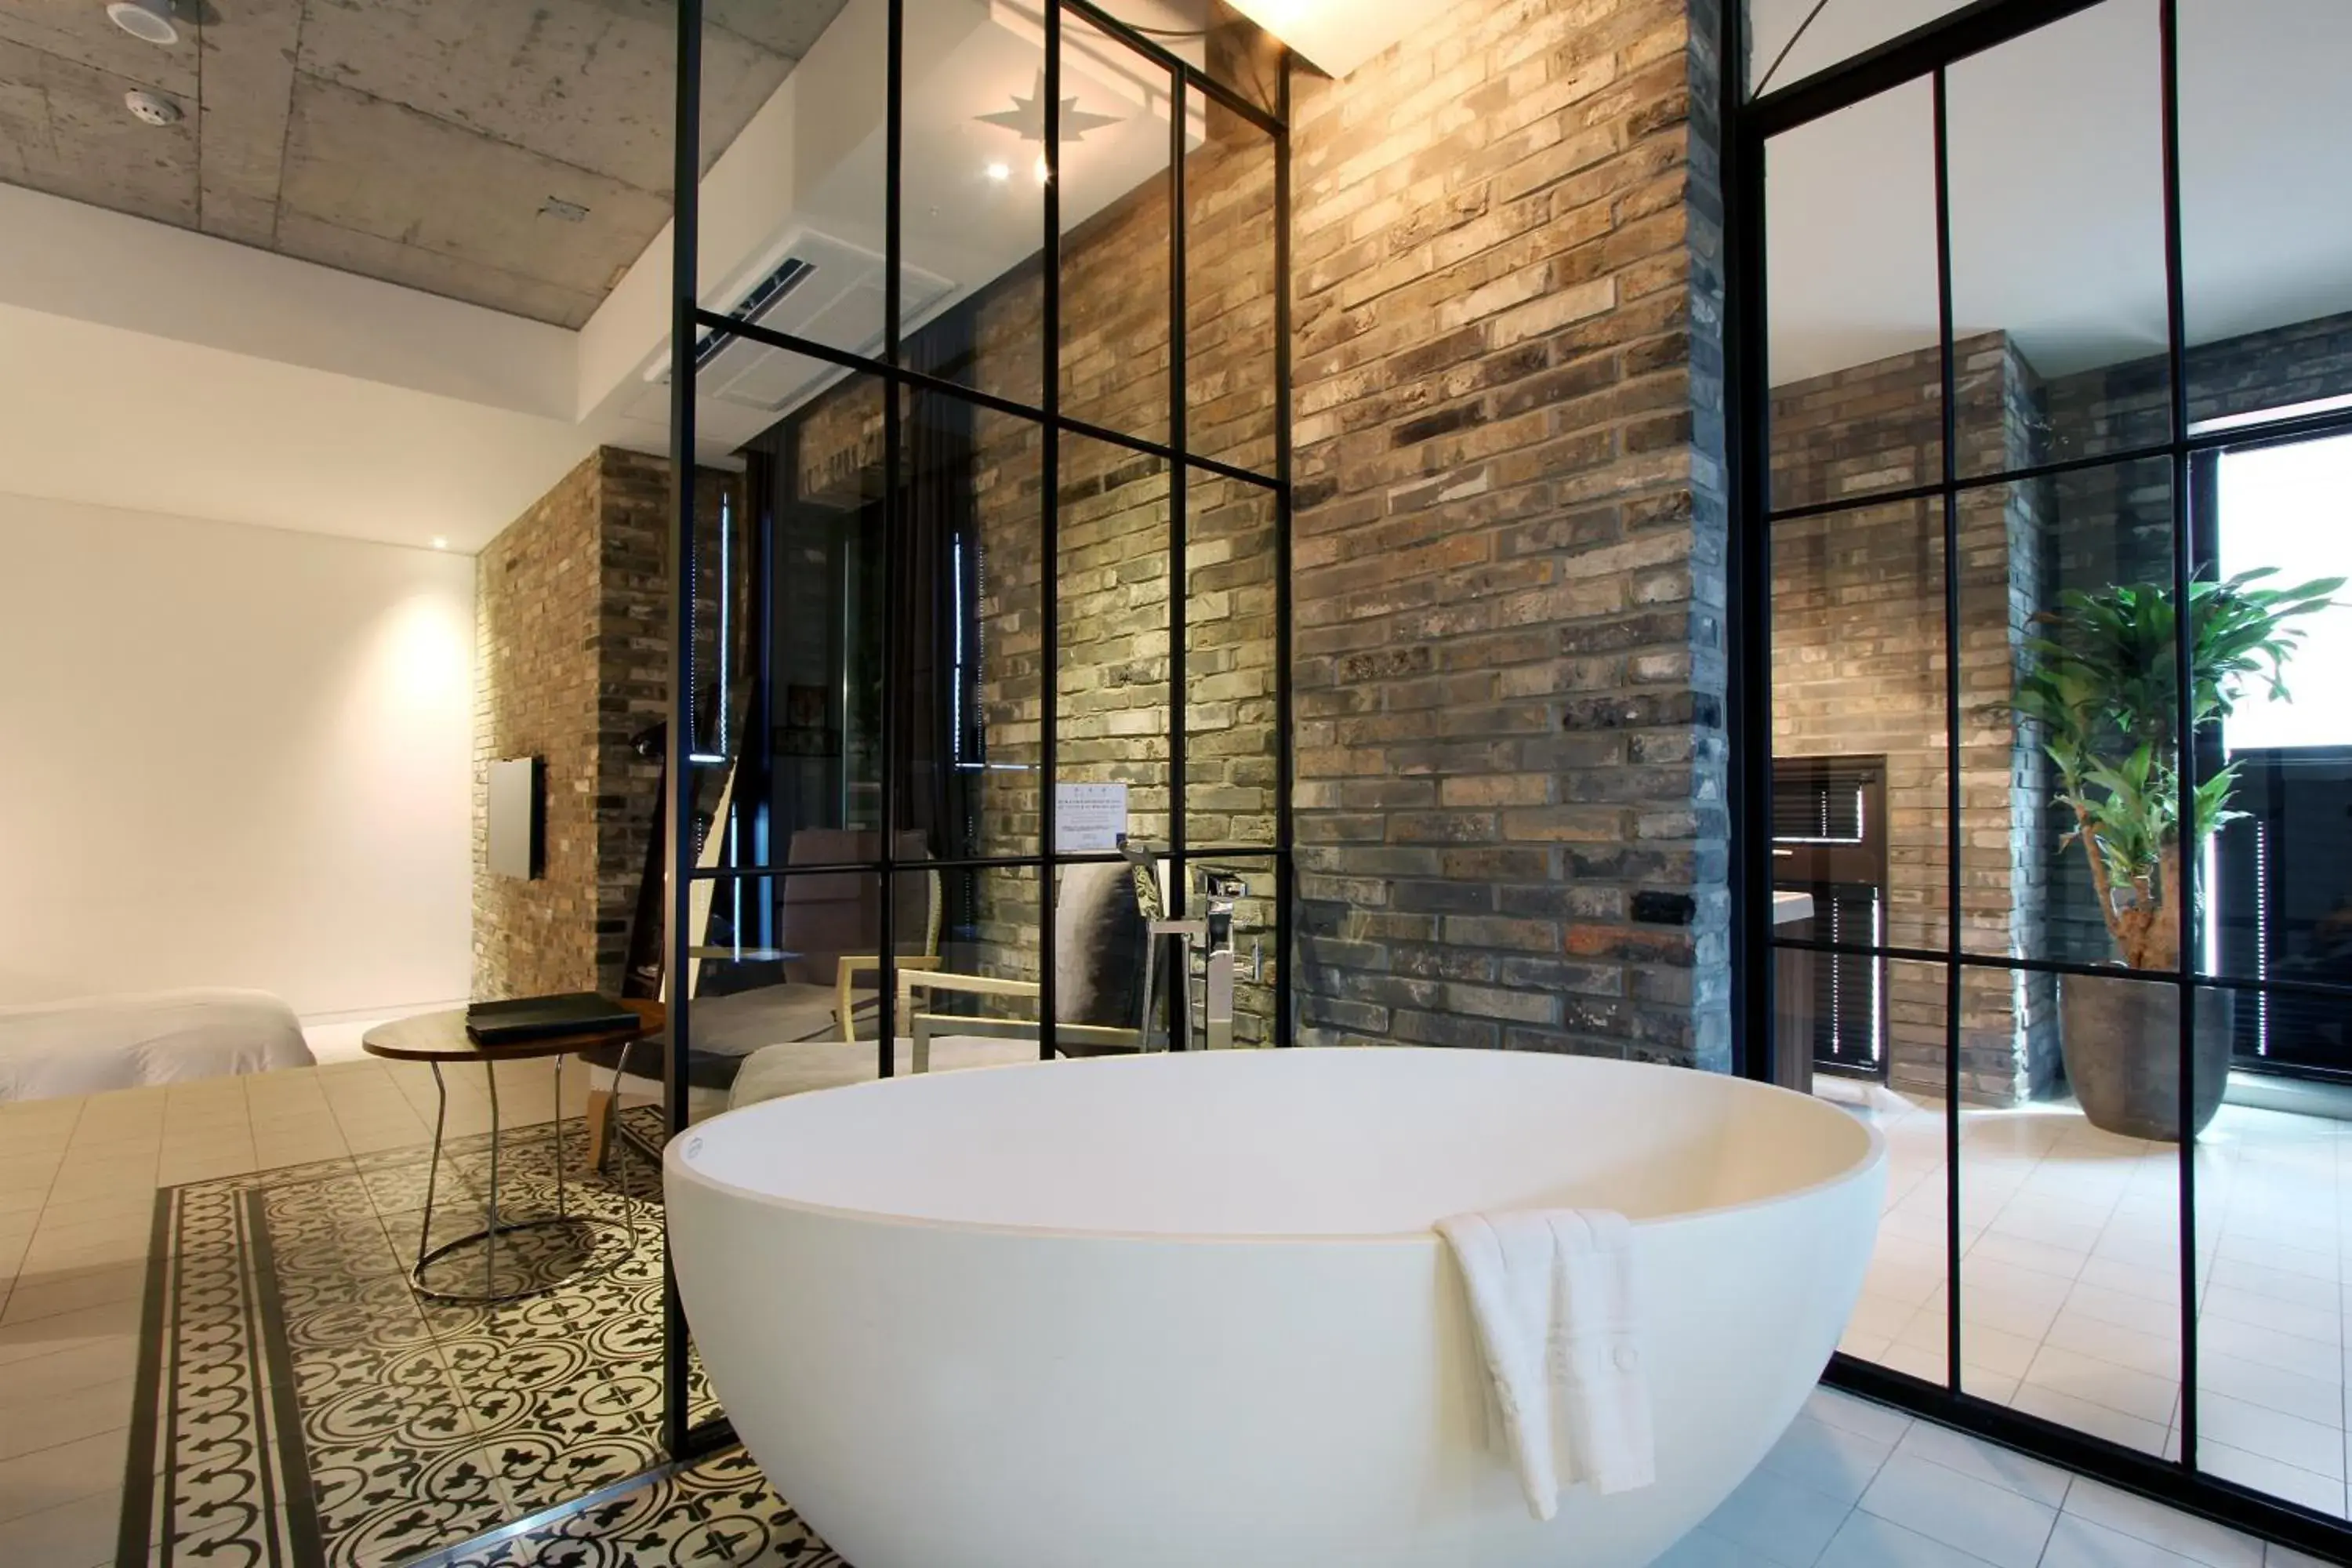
117;1116;841;1567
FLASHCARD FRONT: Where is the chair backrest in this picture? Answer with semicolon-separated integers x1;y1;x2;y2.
1051;854;1166;1030
779;829;934;985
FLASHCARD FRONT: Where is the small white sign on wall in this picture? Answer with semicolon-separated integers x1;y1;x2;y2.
1054;782;1130;852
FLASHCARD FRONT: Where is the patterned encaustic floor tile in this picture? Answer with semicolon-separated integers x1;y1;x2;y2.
118;1112;840;1568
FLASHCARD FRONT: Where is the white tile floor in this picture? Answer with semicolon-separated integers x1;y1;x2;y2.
1827;1077;2352;1519
2;1062;2346;1567
1665;1385;2332;1568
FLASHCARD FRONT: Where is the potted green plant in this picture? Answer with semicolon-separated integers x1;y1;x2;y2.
2011;568;2340;1140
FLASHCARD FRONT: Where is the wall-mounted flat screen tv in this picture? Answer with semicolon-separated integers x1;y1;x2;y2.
487;757;543;880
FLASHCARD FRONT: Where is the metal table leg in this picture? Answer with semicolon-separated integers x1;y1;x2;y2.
410;1054;620;1305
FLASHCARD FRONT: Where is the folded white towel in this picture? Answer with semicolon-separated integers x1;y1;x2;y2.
1437;1210;1655;1520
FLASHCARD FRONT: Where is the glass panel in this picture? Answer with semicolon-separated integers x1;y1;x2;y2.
924;861;1047;1049
1957;968;2177;1455
1957;453;2173;982
1747;0;1977;96
2194;435;2352;1040
1199;2;1283;120
1058;434;1173;854
1185;81;1279;476
1185;469;1278;850
1182;853;1280;1049
1768;79;1943;510
2180;0;2352;429
689;0;889;463
728;371;887;863
1947;0;2169;475
1980;459;2179;979
1811;958;1952;1385
1769;495;1951;1022
893;387;1048;862
902;0;1046;407
2189;982;2347;1516
1057;8;1175;446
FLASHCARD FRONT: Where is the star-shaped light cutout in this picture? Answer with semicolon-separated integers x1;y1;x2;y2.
976;71;1122;143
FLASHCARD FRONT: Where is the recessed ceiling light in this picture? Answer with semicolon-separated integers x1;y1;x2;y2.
984;162;1010;182
122;89;181;125
539;196;590;223
430;537;449;550
106;0;177;45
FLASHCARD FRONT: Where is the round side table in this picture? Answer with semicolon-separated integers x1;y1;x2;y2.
362;1000;662;1304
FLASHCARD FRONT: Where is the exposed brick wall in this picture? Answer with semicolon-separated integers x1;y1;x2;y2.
473;448;739;1000
1284;0;1734;1068
474;452;606;1000
1768;333;2058;1102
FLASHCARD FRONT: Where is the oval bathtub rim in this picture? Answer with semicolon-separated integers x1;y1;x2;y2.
661;1047;1889;1250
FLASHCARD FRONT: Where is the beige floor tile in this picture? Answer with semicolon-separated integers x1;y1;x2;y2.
0;1427;129;1527
0;1483;122;1568
19;1229;149;1275
0;1297;139;1369
0;1337;140;1406
0;1261;147;1326
0;1374;134;1463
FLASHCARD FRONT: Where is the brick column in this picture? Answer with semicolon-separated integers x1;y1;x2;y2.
1287;0;1734;1069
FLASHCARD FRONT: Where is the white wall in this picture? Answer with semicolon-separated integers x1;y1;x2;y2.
0;493;475;1022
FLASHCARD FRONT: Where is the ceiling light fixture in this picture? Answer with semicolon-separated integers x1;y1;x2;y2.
539;196;590;223
984;162;1011;182
105;0;178;46
123;89;181;125
975;71;1120;144
431;537;449;550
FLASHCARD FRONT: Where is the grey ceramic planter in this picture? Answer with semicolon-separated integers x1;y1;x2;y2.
2058;971;2231;1142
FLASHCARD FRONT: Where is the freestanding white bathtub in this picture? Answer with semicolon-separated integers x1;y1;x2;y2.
666;1047;1886;1568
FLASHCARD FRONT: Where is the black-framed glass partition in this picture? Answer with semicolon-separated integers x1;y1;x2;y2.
1732;0;2352;1553
652;0;1292;1461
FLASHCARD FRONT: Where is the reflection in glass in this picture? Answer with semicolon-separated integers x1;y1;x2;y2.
737;374;888;855
1769;498;1947;1095
1185;84;1279;475
1185;470;1279;849
1803;960;1953;1387
2190;437;2350;1087
1058;437;1172;848
1747;0;1977;96
2180;0;2352;426
1947;0;2168;474
897;385;1047;862
1057;7;1174;445
902;0;1046;405
1766;78;1941;510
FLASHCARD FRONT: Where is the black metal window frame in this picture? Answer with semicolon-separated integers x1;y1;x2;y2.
661;0;1294;1462
1725;1;2352;1558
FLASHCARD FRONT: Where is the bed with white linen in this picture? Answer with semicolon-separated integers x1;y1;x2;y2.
0;989;315;1102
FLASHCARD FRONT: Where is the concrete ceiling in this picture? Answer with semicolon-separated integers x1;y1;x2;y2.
0;0;849;327
0;0;1212;552
1759;0;2352;387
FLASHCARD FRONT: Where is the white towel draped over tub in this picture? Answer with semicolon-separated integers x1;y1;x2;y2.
1436;1209;1656;1520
